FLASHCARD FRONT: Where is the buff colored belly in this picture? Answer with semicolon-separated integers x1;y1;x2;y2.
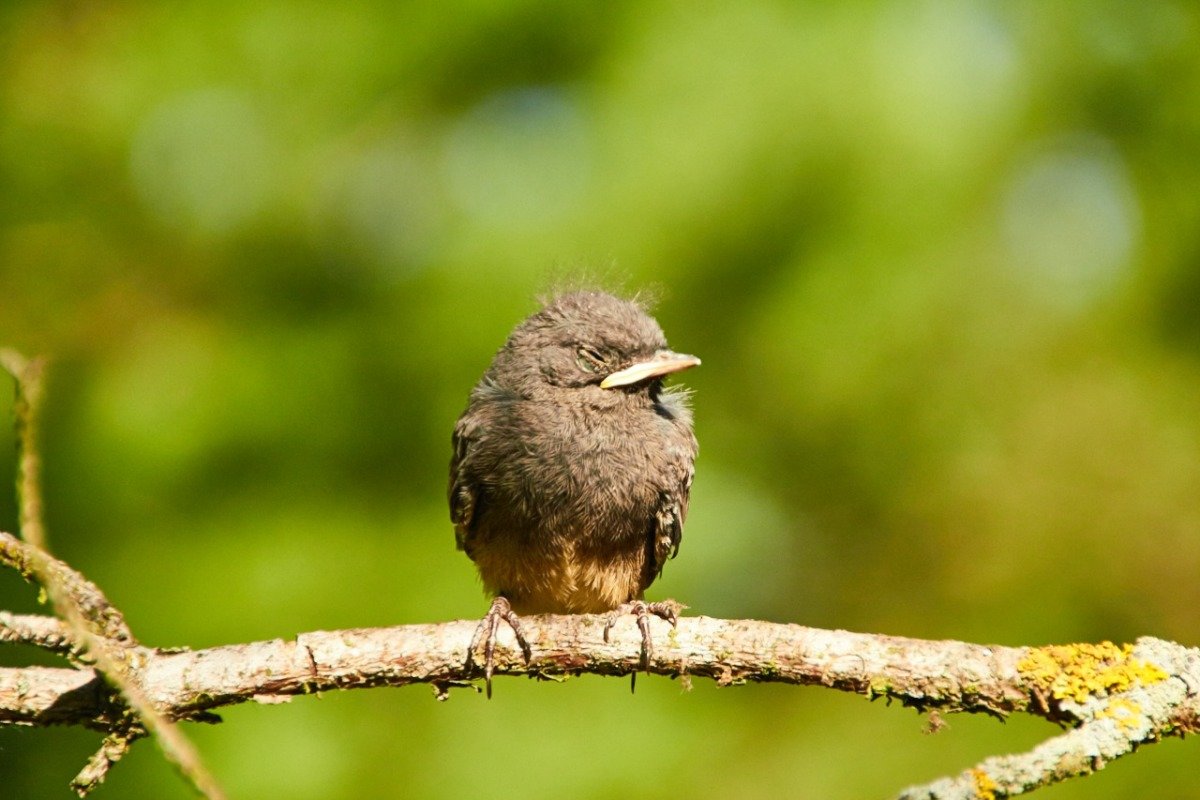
472;538;645;614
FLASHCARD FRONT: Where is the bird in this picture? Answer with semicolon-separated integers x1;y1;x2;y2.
449;290;700;696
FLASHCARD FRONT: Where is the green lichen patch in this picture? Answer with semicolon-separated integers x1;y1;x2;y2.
1017;642;1169;705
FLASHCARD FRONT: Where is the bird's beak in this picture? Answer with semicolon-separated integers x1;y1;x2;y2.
600;350;701;389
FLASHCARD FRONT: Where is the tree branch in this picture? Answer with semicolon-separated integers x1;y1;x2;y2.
2;609;1197;797
4;348;1198;798
0;610;82;660
3;350;225;799
0;532;224;797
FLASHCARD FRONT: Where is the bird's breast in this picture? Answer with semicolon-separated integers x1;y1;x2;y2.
465;396;692;612
528;402;673;507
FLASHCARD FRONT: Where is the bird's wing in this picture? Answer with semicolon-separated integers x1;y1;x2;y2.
449;410;483;555
651;461;694;578
451;379;522;558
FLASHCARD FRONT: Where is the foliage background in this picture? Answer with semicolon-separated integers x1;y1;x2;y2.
3;1;1199;797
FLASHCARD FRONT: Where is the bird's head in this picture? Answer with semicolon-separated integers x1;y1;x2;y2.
488;291;699;401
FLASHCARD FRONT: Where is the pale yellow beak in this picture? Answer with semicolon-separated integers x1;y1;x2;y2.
600;350;701;389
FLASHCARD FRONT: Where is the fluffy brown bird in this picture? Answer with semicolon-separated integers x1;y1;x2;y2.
449;290;699;695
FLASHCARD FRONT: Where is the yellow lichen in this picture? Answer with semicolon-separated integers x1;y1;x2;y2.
971;767;998;800
1017;642;1169;704
1096;698;1146;732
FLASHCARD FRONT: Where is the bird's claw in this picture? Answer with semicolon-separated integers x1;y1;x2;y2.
603;599;685;676
467;596;531;699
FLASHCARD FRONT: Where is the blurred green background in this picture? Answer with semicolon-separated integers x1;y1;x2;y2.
3;1;1199;797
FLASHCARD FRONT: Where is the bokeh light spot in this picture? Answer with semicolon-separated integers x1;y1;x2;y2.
130;87;275;235
315;136;447;274
440;86;593;230
999;135;1141;312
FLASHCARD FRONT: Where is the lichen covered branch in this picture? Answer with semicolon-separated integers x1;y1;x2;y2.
2;614;1196;744
896;637;1198;799
1;605;1197;798
3;349;1198;798
0;611;81;659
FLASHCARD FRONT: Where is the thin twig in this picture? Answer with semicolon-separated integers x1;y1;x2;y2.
0;532;225;798
0;536;135;645
0;349;47;550
0;611;82;660
2;352;226;800
70;725;146;797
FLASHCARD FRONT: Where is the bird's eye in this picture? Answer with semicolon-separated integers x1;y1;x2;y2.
576;346;606;373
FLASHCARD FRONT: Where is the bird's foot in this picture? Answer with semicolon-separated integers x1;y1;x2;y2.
603;599;685;674
467;596;532;699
